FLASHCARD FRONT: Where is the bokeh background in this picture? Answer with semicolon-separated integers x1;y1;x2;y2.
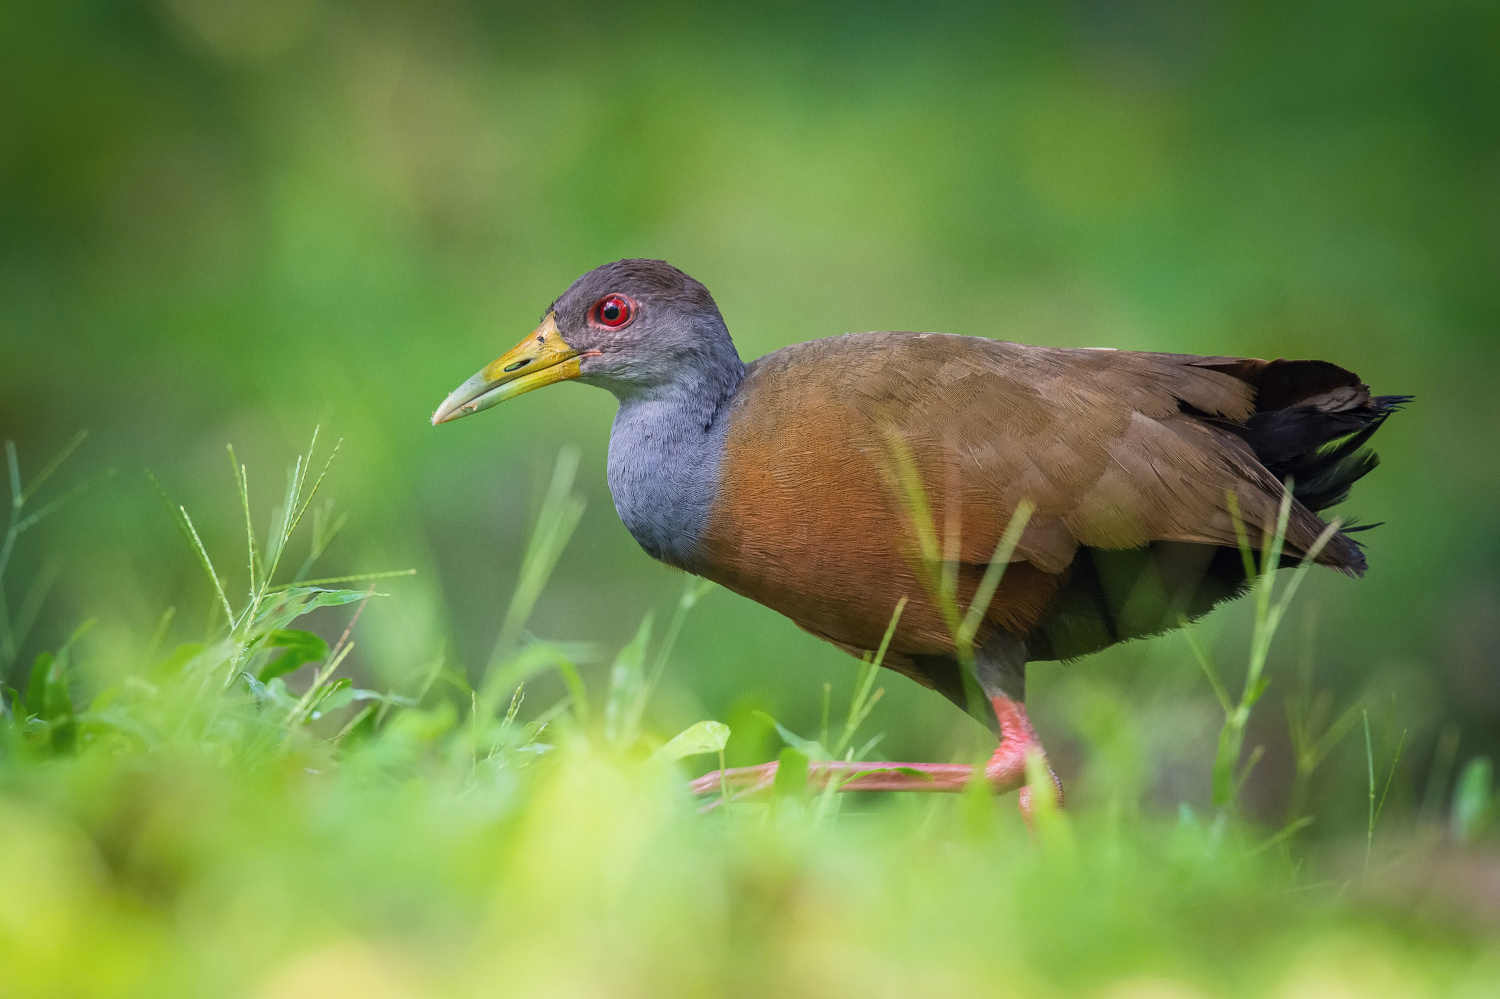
3;0;1497;829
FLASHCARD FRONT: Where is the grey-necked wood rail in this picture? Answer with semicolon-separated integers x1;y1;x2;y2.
433;259;1404;816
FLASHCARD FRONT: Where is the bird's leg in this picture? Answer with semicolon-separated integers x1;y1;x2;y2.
688;634;1061;815
970;630;1061;823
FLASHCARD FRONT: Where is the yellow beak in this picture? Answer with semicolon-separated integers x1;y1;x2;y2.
431;313;593;425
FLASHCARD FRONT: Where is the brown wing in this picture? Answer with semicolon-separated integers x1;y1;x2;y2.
696;332;1368;671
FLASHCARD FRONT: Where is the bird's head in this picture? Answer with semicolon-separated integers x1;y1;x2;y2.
432;259;740;425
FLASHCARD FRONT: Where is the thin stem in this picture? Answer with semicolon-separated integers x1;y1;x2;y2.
264;569;417;592
956;500;1035;653
230;446;259;603
14;468;115;534
18;429;87;504
834;597;905;758
638;577;716;721
0;441;25;586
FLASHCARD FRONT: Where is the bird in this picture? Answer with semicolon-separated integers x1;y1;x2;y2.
432;258;1404;817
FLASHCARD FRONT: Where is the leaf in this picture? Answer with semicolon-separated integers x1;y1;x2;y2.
753;710;829;761
28;651;74;724
154;643;206;676
23;650;76;753
3;685;26;723
246;676;300;711
318;686;409;716
241;672;271;701
651;720;730;763
252;587;379;633
26;652;54;716
257;629;329;682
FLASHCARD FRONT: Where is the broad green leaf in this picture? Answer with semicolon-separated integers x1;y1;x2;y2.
651;720;730;763
317;686;413;716
753;710;829;761
253;587;376;633
258;629;329;682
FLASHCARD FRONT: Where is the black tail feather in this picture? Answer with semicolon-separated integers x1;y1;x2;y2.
1227;393;1409;513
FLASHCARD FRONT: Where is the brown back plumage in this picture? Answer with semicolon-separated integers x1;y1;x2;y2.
696;332;1398;701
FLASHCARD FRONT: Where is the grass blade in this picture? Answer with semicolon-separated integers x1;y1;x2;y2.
266;569;417;592
489;448;586;662
14;467;115;534
5;440;20;507
956;500;1034;651
229;446;260;600
149;473;235;628
18;429;88;503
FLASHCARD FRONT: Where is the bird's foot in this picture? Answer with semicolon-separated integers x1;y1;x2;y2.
983;694;1062;828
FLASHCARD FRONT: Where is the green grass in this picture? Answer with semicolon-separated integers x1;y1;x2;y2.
2;437;1498;998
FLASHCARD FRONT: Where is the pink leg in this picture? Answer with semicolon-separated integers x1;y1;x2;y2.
690;695;1061;819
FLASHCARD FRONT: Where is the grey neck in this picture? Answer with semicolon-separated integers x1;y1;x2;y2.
604;358;745;570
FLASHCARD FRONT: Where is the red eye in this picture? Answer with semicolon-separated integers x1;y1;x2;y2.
592;295;634;328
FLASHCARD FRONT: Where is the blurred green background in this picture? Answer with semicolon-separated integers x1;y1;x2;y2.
3;0;1497;827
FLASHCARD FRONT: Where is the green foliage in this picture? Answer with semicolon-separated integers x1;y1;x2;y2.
0;436;1495;996
1;433;112;675
257;629;329;682
649;719;729;764
1180;491;1345;817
